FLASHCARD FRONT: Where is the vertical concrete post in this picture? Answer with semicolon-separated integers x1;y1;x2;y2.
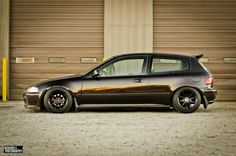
104;0;153;58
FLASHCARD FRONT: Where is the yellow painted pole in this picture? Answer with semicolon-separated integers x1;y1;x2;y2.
103;58;107;62
2;58;7;101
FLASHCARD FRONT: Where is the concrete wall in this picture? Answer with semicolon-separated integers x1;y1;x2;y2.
104;0;153;57
4;0;236;100
0;0;9;98
0;0;2;96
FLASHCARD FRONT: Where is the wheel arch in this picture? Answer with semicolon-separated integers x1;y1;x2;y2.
39;86;76;111
171;85;205;106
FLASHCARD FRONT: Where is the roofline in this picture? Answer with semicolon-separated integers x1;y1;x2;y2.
109;52;196;58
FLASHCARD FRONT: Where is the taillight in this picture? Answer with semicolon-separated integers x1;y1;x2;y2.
205;77;213;86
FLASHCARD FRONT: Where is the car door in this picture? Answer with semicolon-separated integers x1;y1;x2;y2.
81;55;150;104
148;56;190;104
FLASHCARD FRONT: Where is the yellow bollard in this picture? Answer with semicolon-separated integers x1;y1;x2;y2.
102;58;107;62
2;58;7;101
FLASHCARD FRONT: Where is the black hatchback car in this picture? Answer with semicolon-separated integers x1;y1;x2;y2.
24;53;217;113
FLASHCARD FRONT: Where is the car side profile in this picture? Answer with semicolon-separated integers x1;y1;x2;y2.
23;53;217;113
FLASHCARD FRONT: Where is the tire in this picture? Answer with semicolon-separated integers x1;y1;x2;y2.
44;87;73;113
172;87;201;113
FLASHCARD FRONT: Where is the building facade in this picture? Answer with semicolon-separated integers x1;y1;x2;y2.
1;0;236;100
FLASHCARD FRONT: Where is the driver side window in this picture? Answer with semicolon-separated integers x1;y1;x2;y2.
98;57;146;77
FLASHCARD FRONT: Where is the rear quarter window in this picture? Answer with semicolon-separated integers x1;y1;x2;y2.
198;61;209;72
151;57;189;74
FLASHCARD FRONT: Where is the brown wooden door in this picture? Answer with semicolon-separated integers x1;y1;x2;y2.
153;0;236;100
10;0;104;100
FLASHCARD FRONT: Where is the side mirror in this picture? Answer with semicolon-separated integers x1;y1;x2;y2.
92;70;100;78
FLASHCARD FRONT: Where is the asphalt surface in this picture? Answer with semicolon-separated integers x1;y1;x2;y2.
0;101;235;156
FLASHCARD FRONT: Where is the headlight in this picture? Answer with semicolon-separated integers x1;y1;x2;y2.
27;87;39;93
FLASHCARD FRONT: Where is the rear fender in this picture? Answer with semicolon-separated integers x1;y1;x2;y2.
171;86;207;108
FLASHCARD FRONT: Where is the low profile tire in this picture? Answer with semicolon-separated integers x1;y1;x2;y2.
44;87;73;113
173;87;201;113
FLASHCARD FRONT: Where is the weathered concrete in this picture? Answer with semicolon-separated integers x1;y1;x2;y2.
0;101;235;156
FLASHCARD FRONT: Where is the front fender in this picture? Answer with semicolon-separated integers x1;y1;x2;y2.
39;86;77;111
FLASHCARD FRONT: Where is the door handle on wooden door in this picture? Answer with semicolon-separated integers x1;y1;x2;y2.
133;78;142;83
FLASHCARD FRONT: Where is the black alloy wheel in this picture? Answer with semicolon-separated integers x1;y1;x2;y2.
173;87;201;113
44;87;73;113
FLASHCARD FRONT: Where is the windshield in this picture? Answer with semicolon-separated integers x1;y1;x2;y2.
80;57;114;76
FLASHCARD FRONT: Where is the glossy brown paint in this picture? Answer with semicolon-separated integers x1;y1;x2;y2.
148;74;203;104
80;76;150;104
23;53;217;110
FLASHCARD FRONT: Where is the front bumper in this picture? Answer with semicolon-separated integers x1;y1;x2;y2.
23;92;41;110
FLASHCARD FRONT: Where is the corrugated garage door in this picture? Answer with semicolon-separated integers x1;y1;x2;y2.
154;0;236;100
10;0;104;100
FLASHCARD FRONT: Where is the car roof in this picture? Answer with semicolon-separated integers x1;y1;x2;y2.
111;52;195;59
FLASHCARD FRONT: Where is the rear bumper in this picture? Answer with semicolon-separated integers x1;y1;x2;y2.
201;88;217;108
23;92;41;110
203;88;217;103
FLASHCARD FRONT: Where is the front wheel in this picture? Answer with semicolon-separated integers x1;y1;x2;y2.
44;87;73;113
173;87;201;113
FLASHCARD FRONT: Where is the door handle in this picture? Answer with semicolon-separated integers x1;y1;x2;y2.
133;78;142;83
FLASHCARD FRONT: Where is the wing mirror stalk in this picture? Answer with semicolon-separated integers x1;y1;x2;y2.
92;70;100;78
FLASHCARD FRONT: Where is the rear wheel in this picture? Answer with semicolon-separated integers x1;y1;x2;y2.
44;87;73;113
173;87;201;113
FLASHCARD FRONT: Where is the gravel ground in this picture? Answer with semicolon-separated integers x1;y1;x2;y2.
0;101;235;156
